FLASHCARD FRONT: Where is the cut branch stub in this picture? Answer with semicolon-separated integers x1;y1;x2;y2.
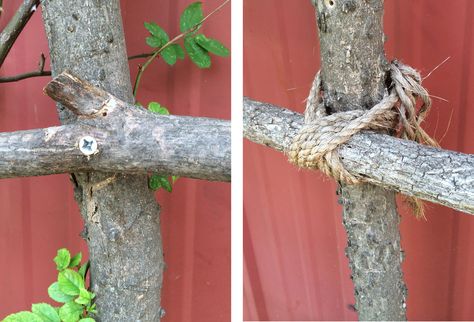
41;72;231;181
44;72;112;116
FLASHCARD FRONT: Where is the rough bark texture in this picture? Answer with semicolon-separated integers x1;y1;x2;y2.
42;1;164;321
0;117;230;181
0;73;231;181
0;0;39;67
243;98;474;215
316;0;388;113
314;0;406;319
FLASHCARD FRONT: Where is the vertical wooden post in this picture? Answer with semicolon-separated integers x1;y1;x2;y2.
314;0;407;319
42;1;164;320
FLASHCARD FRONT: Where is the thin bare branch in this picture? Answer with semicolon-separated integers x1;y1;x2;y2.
0;53;51;82
0;0;40;67
0;69;51;82
128;52;154;60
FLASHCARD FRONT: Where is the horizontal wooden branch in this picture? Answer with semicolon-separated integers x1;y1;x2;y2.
0;119;229;181
0;73;230;181
244;97;474;215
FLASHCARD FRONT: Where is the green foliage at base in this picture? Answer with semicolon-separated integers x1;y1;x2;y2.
3;249;96;322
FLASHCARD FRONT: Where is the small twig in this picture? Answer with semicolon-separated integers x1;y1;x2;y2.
128;52;154;60
0;53;51;83
0;0;40;68
0;0;4;20
0;69;51;82
132;0;230;97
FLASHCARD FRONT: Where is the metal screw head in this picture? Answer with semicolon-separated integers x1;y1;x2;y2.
79;136;98;156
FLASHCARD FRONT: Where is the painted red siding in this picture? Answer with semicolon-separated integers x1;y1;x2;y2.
0;1;230;321
244;0;474;320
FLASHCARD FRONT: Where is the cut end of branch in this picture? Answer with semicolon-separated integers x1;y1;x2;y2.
44;71;111;116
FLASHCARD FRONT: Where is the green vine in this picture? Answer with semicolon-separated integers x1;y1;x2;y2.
133;0;230;192
133;0;230;97
3;249;96;322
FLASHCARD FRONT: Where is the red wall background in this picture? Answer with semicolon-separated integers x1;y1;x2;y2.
244;0;474;320
0;1;230;321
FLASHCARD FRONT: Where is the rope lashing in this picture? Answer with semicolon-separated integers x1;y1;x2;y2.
287;61;438;217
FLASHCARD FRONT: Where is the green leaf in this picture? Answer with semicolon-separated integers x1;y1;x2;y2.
171;44;185;59
31;303;60;322
146;36;162;48
159;176;173;192
79;319;96;322
58;269;84;296
195;34;230;57
148;174;172;192
75;288;93;305
53;249;70;271
148;102;169;115
172;176;179;183
184;37;211;68
149;174;162;191
3;311;43;322
48;282;75;303
86;303;97;314
78;261;89;280
161;46;177;65
59;302;83;322
144;22;169;44
69;252;82;268
180;2;203;32
74;297;89;306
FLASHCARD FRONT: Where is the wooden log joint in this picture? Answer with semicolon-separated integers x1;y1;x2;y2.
0;72;231;182
243;97;474;216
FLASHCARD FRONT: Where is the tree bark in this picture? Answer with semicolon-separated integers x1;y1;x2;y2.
313;0;406;319
0;72;231;181
243;98;474;216
0;120;230;181
41;1;164;321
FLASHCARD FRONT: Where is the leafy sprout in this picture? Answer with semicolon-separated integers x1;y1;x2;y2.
133;0;230;97
3;248;96;322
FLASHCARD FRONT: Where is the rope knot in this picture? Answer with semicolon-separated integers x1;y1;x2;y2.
287;61;438;216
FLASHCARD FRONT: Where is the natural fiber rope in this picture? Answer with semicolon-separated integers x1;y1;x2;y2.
287;60;438;217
